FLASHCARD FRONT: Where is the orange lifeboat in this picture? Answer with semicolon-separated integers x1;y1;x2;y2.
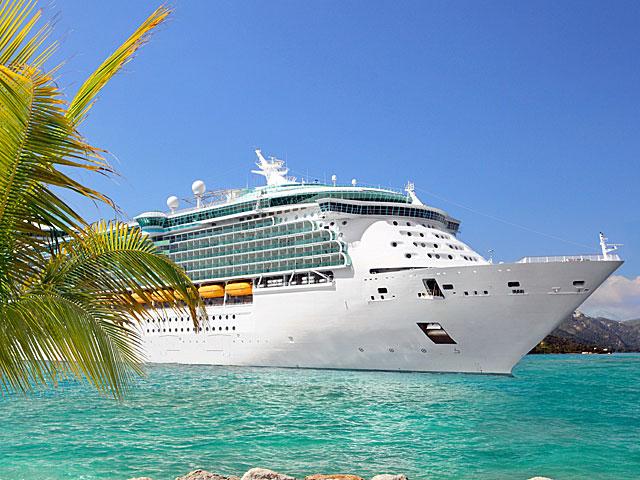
225;282;252;297
199;284;225;298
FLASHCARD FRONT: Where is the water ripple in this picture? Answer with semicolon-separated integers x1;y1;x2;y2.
1;355;639;480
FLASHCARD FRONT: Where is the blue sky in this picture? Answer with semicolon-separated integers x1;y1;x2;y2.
48;1;638;315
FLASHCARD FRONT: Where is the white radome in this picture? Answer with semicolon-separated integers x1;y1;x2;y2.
166;195;180;212
191;180;206;196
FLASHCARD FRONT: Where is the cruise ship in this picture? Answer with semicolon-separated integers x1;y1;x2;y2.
133;150;622;374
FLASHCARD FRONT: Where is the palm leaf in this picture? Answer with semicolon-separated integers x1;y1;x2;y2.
0;292;142;397
0;0;55;69
0;1;191;397
13;221;205;397
67;5;170;125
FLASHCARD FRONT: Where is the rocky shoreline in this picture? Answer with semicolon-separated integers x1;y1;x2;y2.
129;467;553;480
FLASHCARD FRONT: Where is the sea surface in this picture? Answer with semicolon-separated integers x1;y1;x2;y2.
1;354;639;480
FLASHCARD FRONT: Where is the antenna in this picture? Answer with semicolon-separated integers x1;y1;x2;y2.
192;180;206;208
405;181;415;198
487;249;494;264
251;148;290;186
331;174;337;187
599;232;622;259
405;180;424;205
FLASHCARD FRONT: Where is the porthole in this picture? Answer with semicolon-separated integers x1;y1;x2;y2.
232;326;236;331
391;242;398;247
406;222;411;226
342;221;347;225
405;253;412;259
419;233;424;237
407;232;412;236
435;254;440;259
448;255;453;259
427;253;433;258
434;244;438;248
393;221;398;226
225;326;229;331
232;314;236;319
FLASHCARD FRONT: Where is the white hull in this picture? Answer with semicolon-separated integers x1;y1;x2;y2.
140;258;621;374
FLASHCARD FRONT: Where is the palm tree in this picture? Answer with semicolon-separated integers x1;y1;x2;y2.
0;0;204;398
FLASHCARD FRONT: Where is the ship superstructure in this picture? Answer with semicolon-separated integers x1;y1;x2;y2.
132;150;622;373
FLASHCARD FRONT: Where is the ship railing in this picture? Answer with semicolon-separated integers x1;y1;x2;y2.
517;254;620;264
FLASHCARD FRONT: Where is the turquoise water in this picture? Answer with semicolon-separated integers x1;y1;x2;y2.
1;355;639;480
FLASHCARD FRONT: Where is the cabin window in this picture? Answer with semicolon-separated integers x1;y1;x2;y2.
442;284;454;290
378;287;388;294
573;280;585;286
417;322;457;344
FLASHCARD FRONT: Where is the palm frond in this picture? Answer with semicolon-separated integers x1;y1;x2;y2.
0;1;185;398
0;0;55;69
0;293;142;397
35;221;204;326
67;5;170;125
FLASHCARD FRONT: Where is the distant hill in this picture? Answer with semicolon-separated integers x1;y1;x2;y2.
530;312;640;354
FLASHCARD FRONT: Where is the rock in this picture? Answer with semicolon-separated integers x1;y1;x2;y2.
305;475;365;480
176;471;238;480
241;468;297;480
371;476;408;480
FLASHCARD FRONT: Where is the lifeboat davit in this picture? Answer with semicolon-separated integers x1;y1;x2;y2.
199;284;225;298
225;282;252;297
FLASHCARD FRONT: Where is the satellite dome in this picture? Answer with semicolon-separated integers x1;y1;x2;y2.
192;180;206;196
166;195;179;212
